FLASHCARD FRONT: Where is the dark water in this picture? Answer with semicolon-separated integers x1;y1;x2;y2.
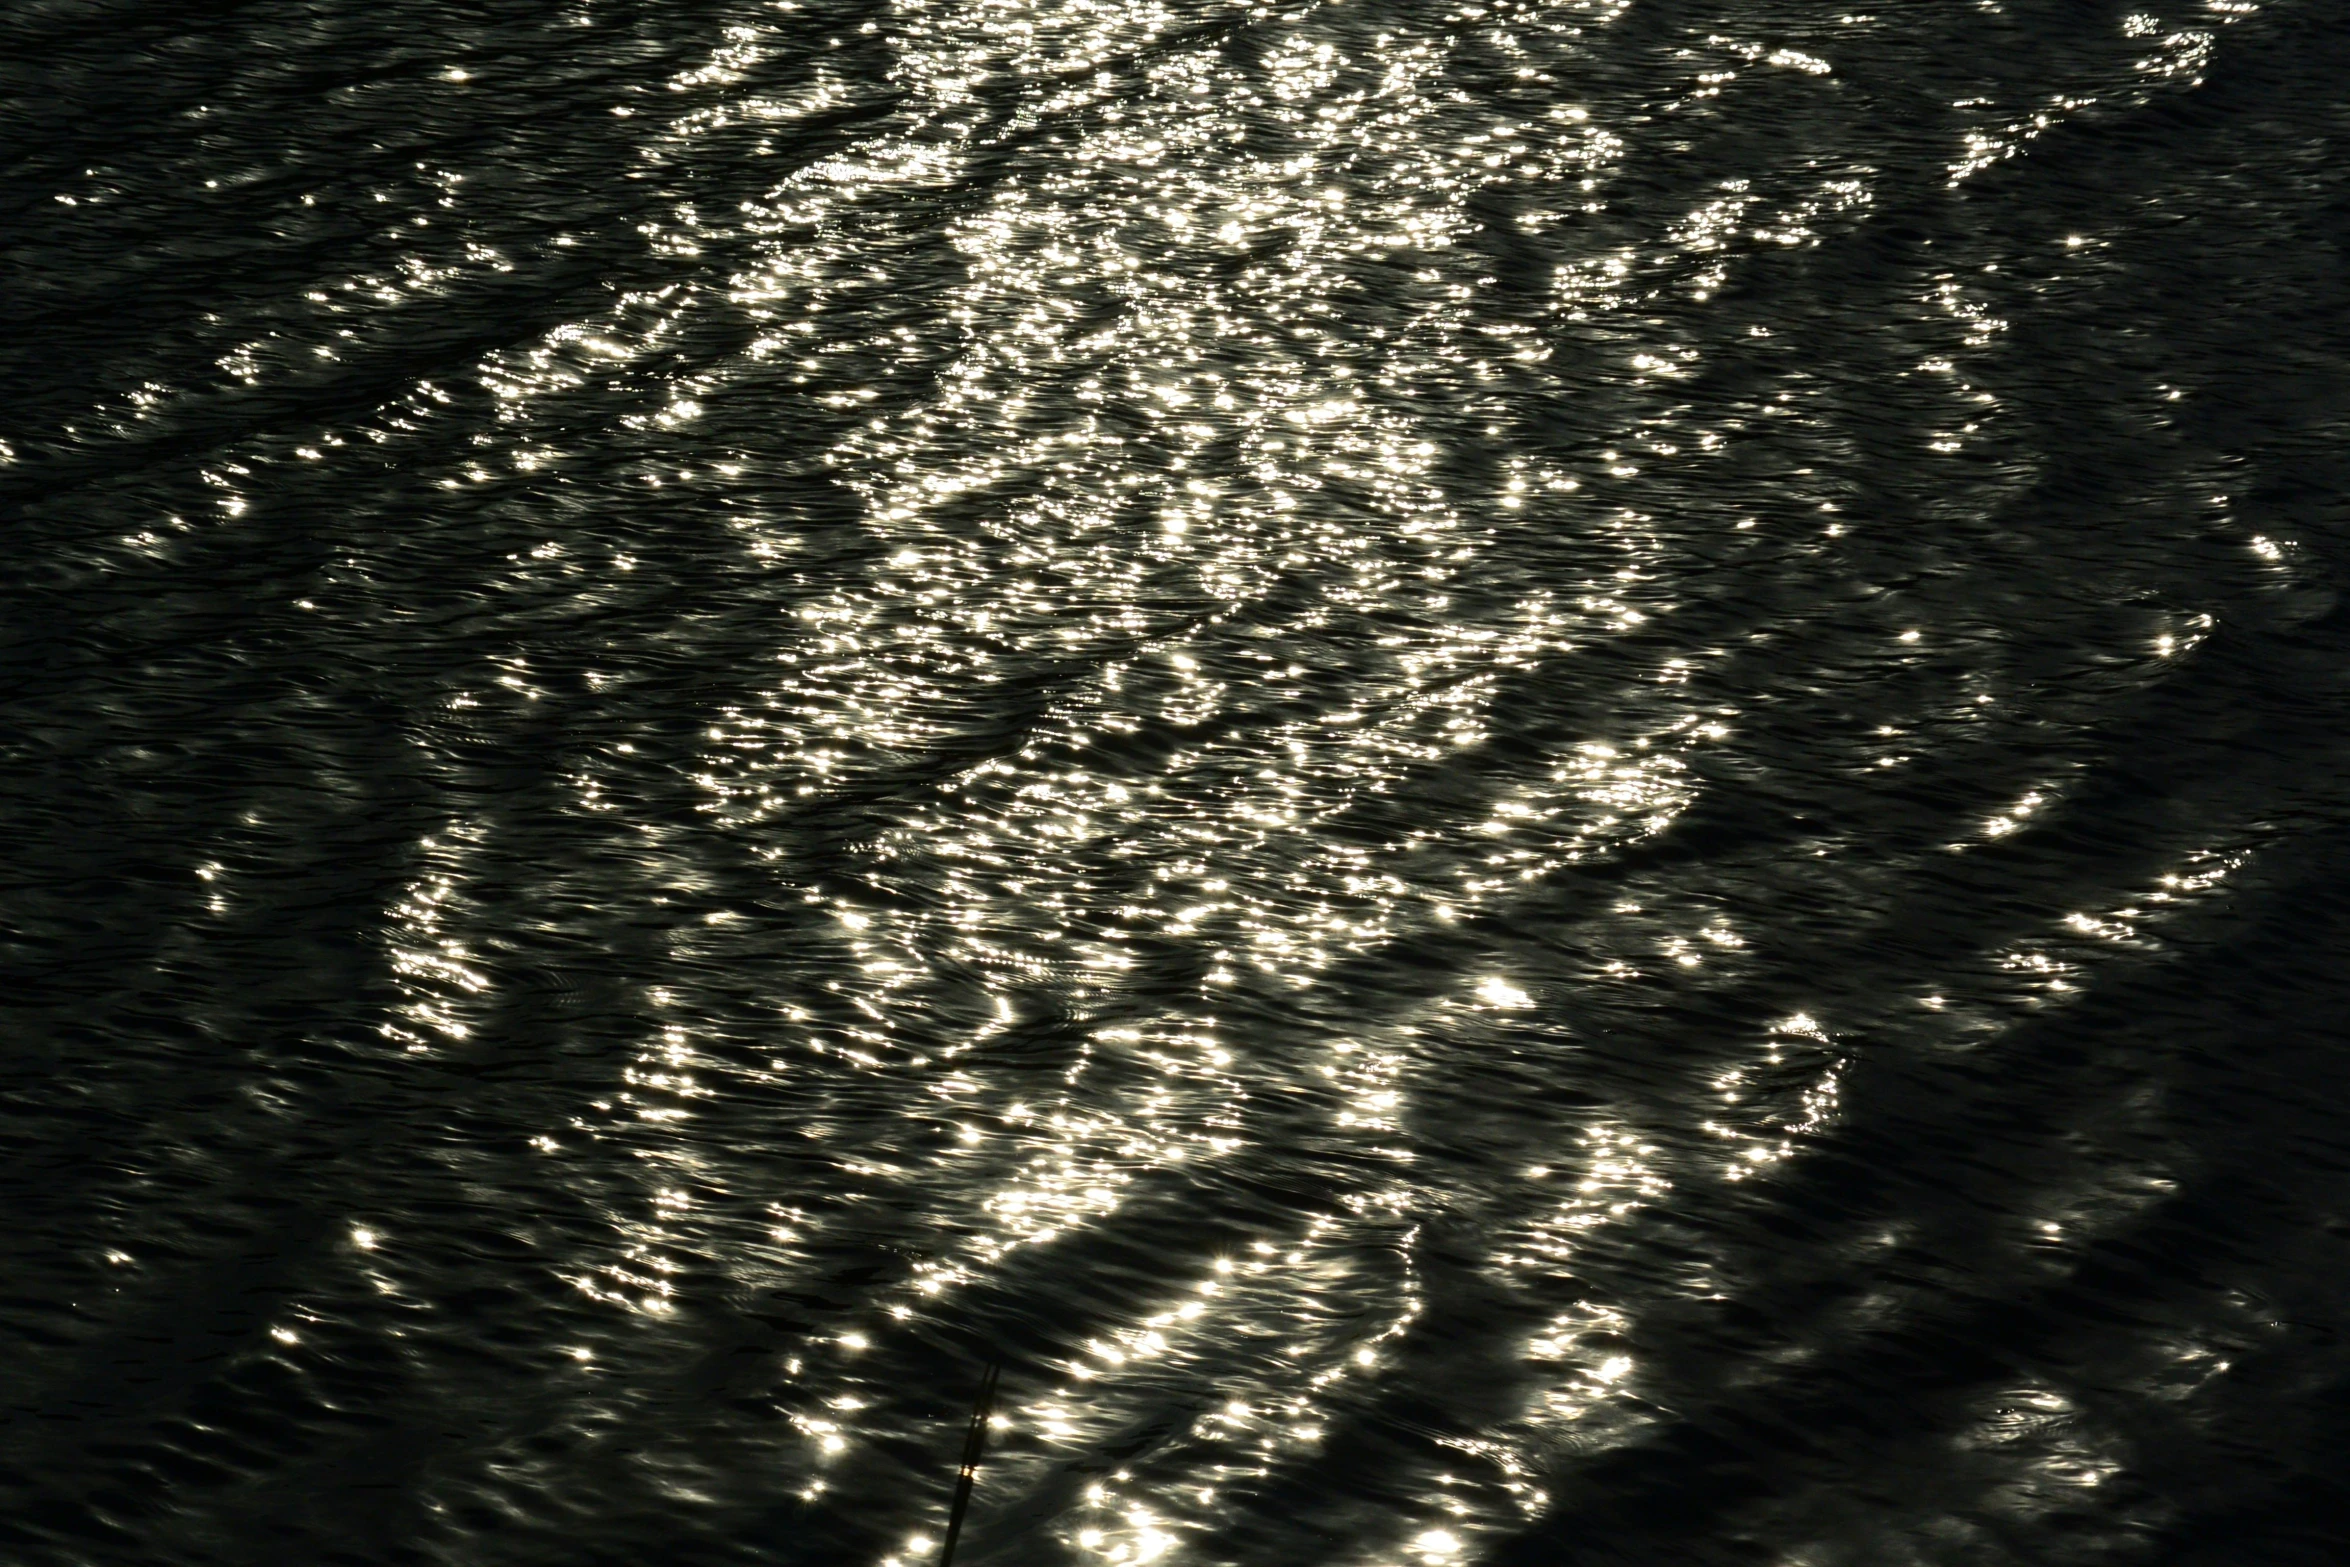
7;0;2350;1561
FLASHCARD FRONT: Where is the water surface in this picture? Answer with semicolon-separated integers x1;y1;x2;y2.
6;0;2350;1562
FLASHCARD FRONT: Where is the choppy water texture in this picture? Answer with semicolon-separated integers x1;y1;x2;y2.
7;0;2350;1561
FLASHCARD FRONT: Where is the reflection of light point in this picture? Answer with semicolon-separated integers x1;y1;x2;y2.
1477;977;1533;1009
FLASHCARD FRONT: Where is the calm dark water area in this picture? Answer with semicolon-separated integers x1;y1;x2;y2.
7;0;2350;1562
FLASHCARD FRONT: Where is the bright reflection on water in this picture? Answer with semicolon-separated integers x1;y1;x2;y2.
3;0;2343;1561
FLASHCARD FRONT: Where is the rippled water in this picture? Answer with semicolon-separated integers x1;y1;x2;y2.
8;0;2350;1561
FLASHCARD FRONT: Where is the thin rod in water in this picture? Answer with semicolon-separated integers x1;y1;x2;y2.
939;1360;1002;1567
